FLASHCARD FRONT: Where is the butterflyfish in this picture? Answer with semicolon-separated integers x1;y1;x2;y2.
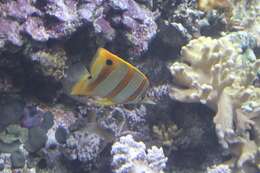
64;48;152;106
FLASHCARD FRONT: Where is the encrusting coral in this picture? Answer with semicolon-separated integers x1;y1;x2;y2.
168;31;260;170
25;47;68;80
111;134;167;173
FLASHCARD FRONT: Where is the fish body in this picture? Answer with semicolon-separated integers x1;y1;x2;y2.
67;48;150;105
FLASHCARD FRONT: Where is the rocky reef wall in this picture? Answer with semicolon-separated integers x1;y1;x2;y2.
0;0;259;173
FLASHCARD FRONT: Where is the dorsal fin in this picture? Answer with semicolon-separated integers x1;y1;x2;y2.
90;48;147;79
90;48;108;78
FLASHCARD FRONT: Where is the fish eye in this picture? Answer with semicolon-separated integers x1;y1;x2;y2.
106;59;113;65
88;76;92;79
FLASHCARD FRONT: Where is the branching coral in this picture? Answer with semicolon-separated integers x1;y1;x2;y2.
168;32;260;170
228;0;259;31
111;134;167;173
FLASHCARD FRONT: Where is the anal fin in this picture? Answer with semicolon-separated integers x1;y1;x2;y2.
95;98;115;106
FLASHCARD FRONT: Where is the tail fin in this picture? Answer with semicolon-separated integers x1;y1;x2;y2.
62;63;90;96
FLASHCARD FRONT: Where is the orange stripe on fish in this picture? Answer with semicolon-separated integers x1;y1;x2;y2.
87;65;115;94
105;67;135;99
124;78;148;103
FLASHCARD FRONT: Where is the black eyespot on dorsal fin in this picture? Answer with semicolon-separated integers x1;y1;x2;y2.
106;59;113;65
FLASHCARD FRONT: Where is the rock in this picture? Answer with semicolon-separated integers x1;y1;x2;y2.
0;18;23;49
0;140;21;153
40;112;54;132
93;17;116;41
23;17;50;42
0;161;4;171
0;124;28;154
55;126;68;144
158;21;191;48
0;95;25;131
25;127;47;153
10;150;25;168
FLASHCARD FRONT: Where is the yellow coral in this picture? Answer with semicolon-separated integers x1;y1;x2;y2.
199;0;260;45
229;0;260;46
229;0;259;29
30;48;68;80
152;123;181;151
168;34;260;170
197;0;231;11
197;0;260;45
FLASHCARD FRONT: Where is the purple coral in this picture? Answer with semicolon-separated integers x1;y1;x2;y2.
0;0;81;47
110;0;158;56
79;0;158;56
1;0;41;21
111;134;167;173
23;17;50;42
0;0;157;57
0;18;23;48
94;17;116;41
124;105;147;129
63;131;106;162
98;105;147;137
147;84;171;102
45;0;78;22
